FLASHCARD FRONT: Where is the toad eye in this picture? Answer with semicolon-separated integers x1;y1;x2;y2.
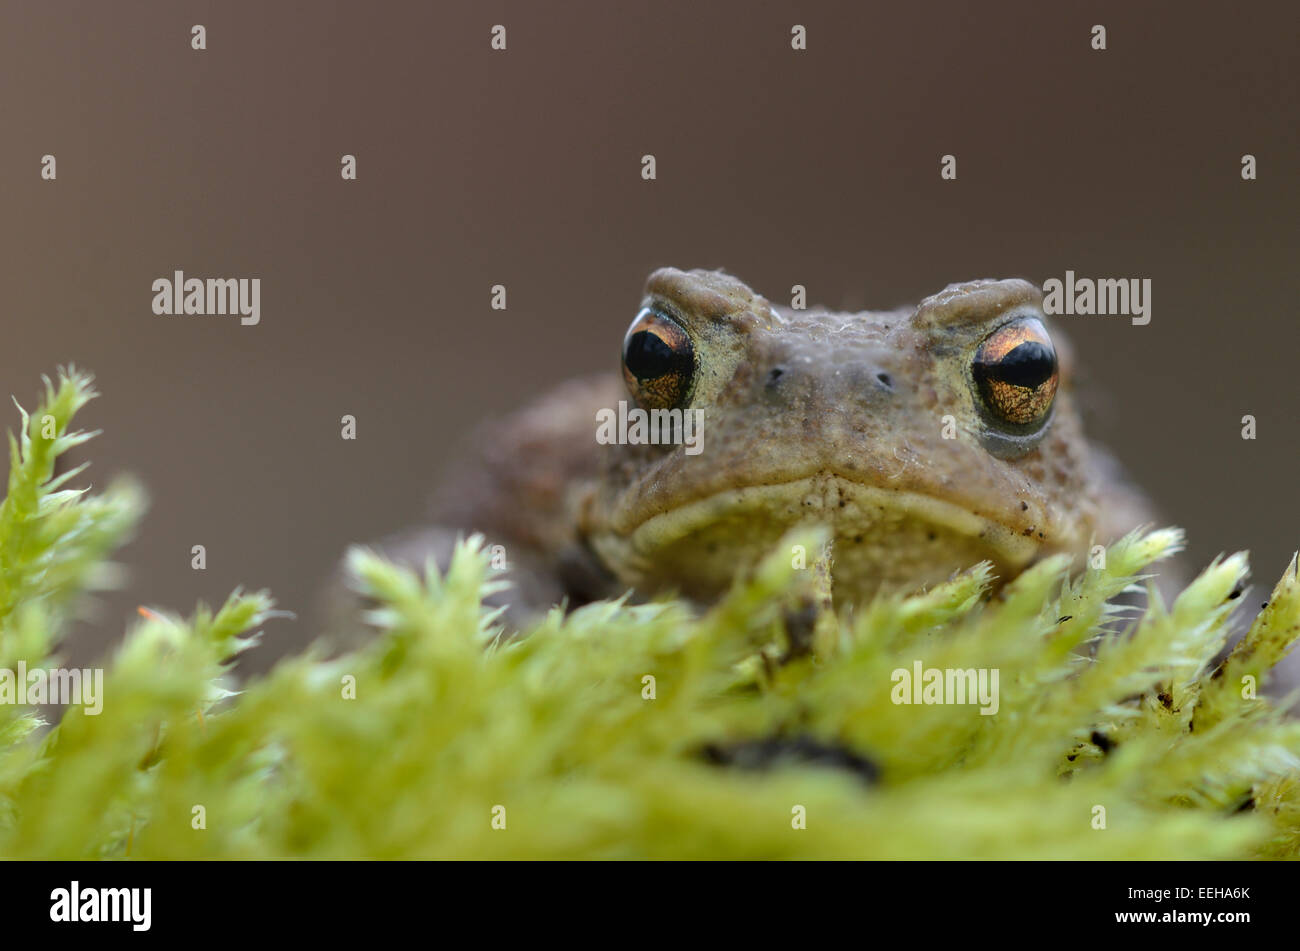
972;318;1059;428
621;307;695;409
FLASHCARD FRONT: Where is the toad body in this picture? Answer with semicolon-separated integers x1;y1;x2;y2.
375;268;1156;624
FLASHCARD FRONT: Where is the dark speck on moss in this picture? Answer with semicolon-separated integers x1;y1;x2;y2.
701;735;880;786
1090;730;1114;754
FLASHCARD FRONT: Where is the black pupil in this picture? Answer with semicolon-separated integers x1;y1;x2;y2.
624;330;684;379
981;341;1055;388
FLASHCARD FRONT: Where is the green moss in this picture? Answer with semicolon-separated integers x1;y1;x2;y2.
1;368;1298;859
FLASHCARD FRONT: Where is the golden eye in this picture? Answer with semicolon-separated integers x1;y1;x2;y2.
972;318;1059;428
621;307;695;409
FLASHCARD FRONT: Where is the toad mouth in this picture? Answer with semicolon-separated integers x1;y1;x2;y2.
611;473;1046;570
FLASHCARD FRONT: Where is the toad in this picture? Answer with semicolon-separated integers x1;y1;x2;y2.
364;268;1158;624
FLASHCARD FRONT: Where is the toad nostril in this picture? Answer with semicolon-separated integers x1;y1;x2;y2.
766;366;786;388
876;372;893;390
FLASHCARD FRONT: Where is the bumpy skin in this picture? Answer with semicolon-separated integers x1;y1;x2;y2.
362;268;1157;626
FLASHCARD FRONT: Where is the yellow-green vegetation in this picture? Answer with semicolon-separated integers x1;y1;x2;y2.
1;368;1298;859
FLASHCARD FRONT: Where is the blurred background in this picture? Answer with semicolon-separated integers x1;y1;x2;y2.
1;0;1296;672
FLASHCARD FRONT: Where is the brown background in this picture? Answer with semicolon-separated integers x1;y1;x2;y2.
1;0;1296;671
